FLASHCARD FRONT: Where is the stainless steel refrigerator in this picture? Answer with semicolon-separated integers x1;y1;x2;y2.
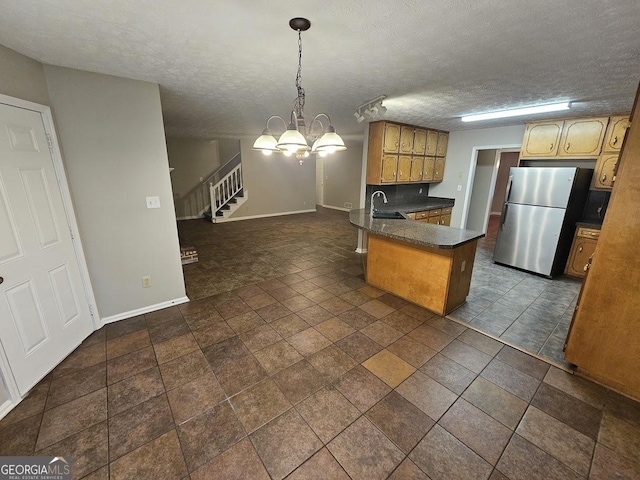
493;167;592;277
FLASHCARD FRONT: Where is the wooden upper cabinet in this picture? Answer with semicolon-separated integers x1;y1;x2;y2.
558;117;608;157
591;153;619;190
434;157;445;182
413;129;427;155
397;155;412;182
423;157;435;181
383;124;401;153
603;116;630;152
521;121;563;157
381;155;398;183
426;130;438;156
399;126;414;154
436;132;449;157
410;156;424;181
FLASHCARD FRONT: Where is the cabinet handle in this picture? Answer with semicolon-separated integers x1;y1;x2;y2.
566;142;571;151
601;174;607;182
583;263;589;272
578;246;583;252
549;143;554;151
613;135;618;145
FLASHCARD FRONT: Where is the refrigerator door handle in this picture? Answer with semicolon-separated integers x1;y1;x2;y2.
505;175;513;202
501;203;509;229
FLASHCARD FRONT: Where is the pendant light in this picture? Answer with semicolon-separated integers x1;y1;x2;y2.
253;18;346;165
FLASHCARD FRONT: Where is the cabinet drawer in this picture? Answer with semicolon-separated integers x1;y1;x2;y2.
577;228;600;239
441;207;452;215
415;211;429;220
428;209;441;217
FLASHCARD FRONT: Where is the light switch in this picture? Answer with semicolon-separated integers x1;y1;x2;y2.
457;185;462;191
146;196;161;209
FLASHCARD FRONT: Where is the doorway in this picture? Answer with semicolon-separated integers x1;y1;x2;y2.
464;149;520;238
0;96;96;399
315;157;324;206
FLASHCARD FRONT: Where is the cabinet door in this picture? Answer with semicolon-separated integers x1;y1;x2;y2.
381;155;398;183
602;116;629;152
413;129;427;155
591;153;618;190
426;130;438;156
565;238;597;278
422;157;435;181
436;132;449;157
434;157;445;182
440;214;451;226
410;156;424;181
397;155;412;182
399;126;414;154
428;216;440;224
383;124;401;153
559;117;608;157
521;121;563;157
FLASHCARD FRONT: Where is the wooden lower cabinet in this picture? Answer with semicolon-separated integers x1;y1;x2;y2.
411;207;452;225
565;227;599;278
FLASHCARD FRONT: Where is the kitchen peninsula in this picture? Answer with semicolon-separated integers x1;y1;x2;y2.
350;210;484;315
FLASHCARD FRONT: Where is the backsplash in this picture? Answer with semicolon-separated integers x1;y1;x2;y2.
581;190;610;225
365;183;430;209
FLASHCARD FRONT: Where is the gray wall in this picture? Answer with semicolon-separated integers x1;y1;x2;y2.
0;370;9;405
466;149;497;232
0;44;51;105
217;139;241;165
44;65;186;319
429;124;525;227
491;151;520;212
322;141;364;210
231;139;316;218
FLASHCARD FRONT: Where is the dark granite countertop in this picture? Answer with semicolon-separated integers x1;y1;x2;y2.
349;209;484;249
576;222;602;230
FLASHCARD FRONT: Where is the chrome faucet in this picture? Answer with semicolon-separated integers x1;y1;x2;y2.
370;190;388;217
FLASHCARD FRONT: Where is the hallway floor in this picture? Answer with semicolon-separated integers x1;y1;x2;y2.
1;208;638;479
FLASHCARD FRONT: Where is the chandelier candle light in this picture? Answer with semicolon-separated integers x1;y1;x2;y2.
253;18;346;165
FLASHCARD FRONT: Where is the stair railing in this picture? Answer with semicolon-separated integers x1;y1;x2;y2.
210;163;243;218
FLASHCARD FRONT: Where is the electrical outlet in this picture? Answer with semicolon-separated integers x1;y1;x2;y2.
146;196;161;209
344;202;353;209
142;276;152;288
419;188;423;194
457;185;462;192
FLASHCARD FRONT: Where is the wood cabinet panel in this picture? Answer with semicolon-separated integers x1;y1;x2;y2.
413;129;427;155
381;155;398;183
440;214;452;226
436;132;449;157
426;130;438;156
521;121;563;157
565;236;597;278
558;117;608;157
399;126;414;154
397;155;412;182
423;157;435;181
434;158;445;182
591;153;618;190
383;124;401;153
410;156;424;181
602;115;629;152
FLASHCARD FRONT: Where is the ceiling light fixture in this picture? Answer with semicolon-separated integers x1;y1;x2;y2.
253;18;346;165
461;102;571;122
353;95;387;123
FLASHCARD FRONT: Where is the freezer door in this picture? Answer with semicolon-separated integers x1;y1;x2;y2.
506;167;577;208
493;203;565;276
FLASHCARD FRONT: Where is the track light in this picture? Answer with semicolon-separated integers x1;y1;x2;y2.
353;95;387;123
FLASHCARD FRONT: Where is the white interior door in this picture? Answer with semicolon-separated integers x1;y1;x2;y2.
0;103;93;395
315;158;324;206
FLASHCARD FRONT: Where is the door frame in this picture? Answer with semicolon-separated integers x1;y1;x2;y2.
0;94;99;409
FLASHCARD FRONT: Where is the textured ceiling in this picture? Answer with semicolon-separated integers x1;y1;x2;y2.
1;0;639;139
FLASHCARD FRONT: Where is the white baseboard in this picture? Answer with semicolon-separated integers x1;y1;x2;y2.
0;399;14;421
321;204;351;212
177;215;204;221
355;248;367;254
217;208;317;223
101;296;190;325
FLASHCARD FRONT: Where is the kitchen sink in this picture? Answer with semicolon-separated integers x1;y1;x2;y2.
372;211;405;219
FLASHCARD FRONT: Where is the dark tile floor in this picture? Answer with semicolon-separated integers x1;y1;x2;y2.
1;208;639;479
449;236;581;369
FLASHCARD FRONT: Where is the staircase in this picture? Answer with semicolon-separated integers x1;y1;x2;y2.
204;161;248;223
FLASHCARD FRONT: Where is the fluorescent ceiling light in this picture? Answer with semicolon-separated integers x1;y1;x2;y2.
461;102;571;122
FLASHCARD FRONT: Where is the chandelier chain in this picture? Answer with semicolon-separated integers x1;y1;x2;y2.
294;29;305;117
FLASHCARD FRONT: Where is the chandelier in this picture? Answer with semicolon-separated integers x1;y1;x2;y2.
252;18;346;165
